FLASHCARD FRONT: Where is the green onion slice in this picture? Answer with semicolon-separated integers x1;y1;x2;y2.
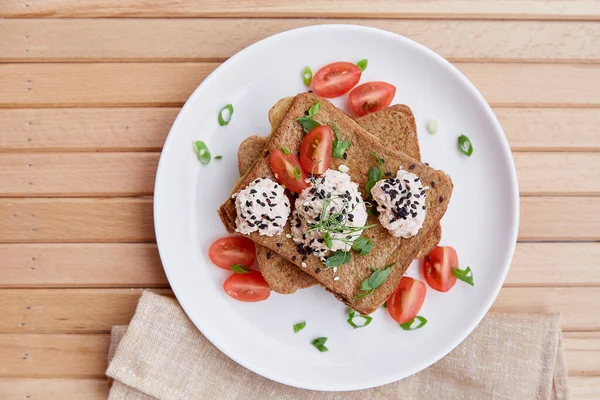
311;337;328;352
400;316;428;331
218;104;234;126
427;120;439;134
193;140;211;165
229;264;251;274
281;146;291;155
214;155;223;160
347;309;373;329
356;59;368;72
452;266;474;286
458;134;473;156
302;66;313;87
293;321;306;333
293;166;302;179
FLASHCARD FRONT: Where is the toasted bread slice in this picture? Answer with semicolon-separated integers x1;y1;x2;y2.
237;104;442;294
220;93;453;314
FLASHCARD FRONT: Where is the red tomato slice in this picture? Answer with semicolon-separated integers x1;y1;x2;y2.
387;277;427;324
269;149;309;193
223;271;270;302
423;246;458;292
312;62;362;98
348;81;396;116
299;125;333;175
208;236;256;270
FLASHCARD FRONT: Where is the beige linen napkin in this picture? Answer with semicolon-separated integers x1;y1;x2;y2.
106;292;569;400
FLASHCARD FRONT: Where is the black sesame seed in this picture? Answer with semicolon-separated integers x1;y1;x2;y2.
414;194;420;198
404;179;409;183
276;243;282;247
250;189;257;194
425;162;430;166
421;190;425;196
411;204;417;209
273;222;279;227
292;255;297;261
439;196;444;202
302;255;308;262
381;205;386;209
267;253;271;259
414;178;419;182
316;268;321;274
422;206;426;210
409;165;415;170
384;171;392;177
258;224;267;229
304;206;309;212
431;181;436;188
343;152;348;159
254;179;260;183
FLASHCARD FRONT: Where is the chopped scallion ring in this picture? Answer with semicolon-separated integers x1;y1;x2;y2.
218;104;234;126
193;140;211;164
302;66;313;87
458;134;473;156
400;316;428;331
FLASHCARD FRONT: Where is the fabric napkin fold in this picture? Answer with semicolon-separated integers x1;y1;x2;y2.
106;292;569;399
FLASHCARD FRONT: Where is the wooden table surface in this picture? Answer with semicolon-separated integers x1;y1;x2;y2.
1;1;600;398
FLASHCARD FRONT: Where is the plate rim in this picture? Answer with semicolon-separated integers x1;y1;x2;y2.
153;23;520;391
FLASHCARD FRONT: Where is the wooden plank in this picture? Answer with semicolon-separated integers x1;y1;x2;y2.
0;244;167;288
519;197;600;241
1;197;598;243
0;152;597;197
570;377;600;399
0;288;598;333
1;63;599;107
0;198;154;243
506;243;600;287
1;0;598;19
0;378;108;400
2;19;599;63
0;334;109;378
0;153;158;197
2;107;600;152
0;289;173;333
515;153;600;196
0;331;596;379
0;108;177;152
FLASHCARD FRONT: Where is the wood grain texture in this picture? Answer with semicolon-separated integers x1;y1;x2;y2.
1;63;599;107
0;152;598;196
2;107;600;152
0;288;599;333
1;0;598;19
570;377;600;399
1;197;598;243
0;332;597;378
0;378;108;400
0;244;167;288
0;243;598;288
2;19;599;63
0;198;154;243
0;153;158;196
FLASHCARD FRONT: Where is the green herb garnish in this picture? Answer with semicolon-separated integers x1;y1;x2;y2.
427;120;439;134
365;152;385;199
311;337;329;352
193;141;211;164
381;302;387;308
356;59;368;72
302;66;313;87
324;251;351;268
355;263;394;298
293;166;302;179
458;134;473;156
281;146;291;155
351;236;373;255
229;264;251;274
400;316;428;331
452;266;474;286
347;308;372;329
218;104;234;126
297;102;321;133
324;232;333;249
330;124;351;159
293;321;306;333
214;155;223;160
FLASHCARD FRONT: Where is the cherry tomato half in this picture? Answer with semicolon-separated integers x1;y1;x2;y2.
269;149;309;193
223;271;270;302
313;62;362;98
349;81;396;117
387;277;427;324
208;236;256;270
299;125;333;175
423;246;459;292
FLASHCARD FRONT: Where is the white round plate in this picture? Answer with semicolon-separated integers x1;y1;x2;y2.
154;25;519;391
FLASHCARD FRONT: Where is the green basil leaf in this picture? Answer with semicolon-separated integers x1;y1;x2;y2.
354;290;373;299
367;166;381;182
360;279;372;291
347;309;373;329
356;59;368;72
218;104;234;126
297;117;320;134
214;155;223;160
458;134;473;156
229;264;251;274
308;101;321;117
400;316;428;331
281;146;291;155
293;165;302;179
293;321;306;333
351;236;374;256
324;232;333;249
311;337;329;352
367;263;394;290
452;266;474;286
324;251;351;268
302;66;313;87
193;141;211;165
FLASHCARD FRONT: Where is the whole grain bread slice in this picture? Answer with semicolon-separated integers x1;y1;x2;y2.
237;104;441;294
219;93;453;314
